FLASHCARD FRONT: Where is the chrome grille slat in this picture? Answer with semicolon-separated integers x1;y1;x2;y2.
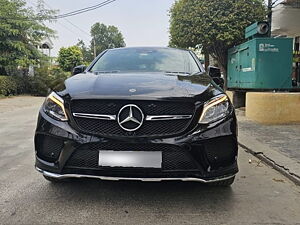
145;115;192;121
73;113;116;121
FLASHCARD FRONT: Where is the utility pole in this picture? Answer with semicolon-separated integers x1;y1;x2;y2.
93;39;97;59
268;0;273;37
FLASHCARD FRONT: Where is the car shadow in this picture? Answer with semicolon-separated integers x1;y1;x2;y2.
46;178;235;212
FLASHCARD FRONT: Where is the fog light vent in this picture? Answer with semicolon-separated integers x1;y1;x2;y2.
36;135;64;162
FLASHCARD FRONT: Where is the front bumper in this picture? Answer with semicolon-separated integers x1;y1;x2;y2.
36;167;236;183
35;109;238;182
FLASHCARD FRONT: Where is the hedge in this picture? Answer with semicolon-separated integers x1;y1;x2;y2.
0;67;71;97
0;75;22;96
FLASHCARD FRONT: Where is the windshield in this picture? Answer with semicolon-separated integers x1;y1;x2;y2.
90;48;201;74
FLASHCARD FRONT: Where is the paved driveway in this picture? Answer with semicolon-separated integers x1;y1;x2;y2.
0;96;300;225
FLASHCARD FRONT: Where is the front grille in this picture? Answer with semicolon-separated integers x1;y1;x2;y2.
64;143;198;171
70;100;196;137
162;151;198;170
65;149;99;169
71;100;195;115
73;118;190;137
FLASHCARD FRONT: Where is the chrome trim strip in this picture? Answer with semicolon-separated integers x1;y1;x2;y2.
145;115;192;121
35;167;235;183
36;156;55;167
73;113;192;122
73;113;116;121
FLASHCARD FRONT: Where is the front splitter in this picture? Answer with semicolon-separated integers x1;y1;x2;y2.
36;167;236;183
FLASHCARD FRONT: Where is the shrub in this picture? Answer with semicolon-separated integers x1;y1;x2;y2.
0;66;71;97
48;66;71;90
0;75;19;96
28;66;71;96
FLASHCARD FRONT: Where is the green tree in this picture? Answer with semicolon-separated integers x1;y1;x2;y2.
0;0;56;74
76;39;93;64
91;22;125;56
169;0;266;83
57;46;84;72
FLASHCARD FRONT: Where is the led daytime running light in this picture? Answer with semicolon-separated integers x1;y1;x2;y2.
199;95;228;122
47;92;68;121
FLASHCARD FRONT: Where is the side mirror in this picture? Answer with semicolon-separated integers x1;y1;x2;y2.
208;66;221;78
72;65;86;75
212;77;224;89
208;66;224;89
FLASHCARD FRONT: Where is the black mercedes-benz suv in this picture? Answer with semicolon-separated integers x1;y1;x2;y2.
34;47;238;186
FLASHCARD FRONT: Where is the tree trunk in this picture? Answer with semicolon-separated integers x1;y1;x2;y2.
219;63;227;91
204;52;210;70
214;49;228;90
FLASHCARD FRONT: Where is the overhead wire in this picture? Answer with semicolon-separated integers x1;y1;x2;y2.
0;0;116;21
24;0;89;42
55;0;115;18
43;1;91;41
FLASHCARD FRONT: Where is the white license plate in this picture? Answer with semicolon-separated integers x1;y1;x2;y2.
99;151;162;168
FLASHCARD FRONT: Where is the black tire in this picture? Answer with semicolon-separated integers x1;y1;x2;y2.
208;176;235;186
43;175;63;183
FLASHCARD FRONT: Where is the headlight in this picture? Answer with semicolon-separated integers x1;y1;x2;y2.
199;94;230;124
43;92;68;121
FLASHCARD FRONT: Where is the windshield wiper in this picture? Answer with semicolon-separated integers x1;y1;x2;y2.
190;71;203;76
93;70;120;74
164;71;204;76
164;71;191;75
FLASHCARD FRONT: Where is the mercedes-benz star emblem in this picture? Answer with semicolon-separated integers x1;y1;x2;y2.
129;89;136;93
117;104;144;132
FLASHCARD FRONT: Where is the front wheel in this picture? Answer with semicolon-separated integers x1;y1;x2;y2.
208;176;235;186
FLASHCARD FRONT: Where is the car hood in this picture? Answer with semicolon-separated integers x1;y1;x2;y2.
63;72;213;99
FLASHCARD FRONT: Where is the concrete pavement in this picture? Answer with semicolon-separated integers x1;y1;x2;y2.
1;96;300;225
237;109;300;185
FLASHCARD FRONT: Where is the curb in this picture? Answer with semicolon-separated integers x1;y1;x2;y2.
238;142;300;186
